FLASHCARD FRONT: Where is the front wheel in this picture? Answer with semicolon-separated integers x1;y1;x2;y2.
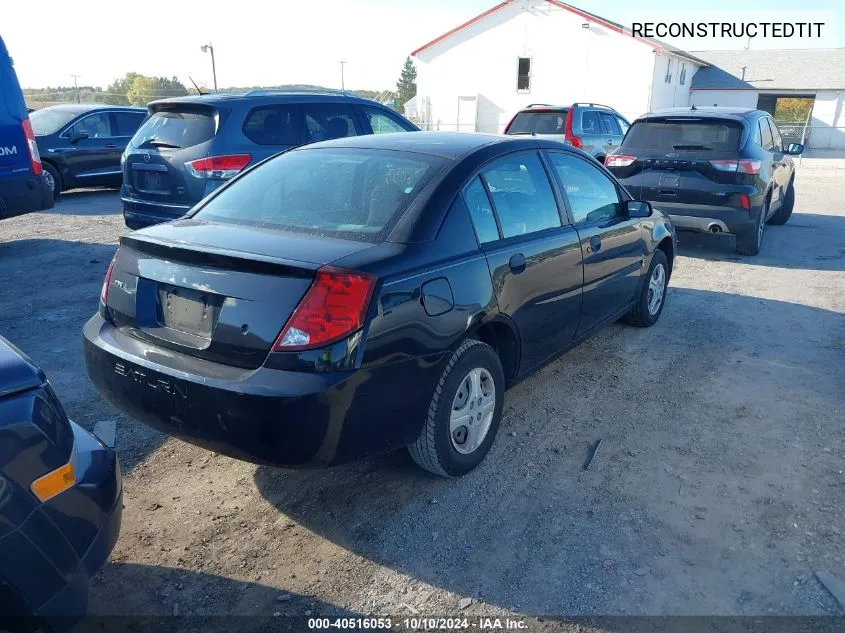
408;339;505;477
623;250;669;327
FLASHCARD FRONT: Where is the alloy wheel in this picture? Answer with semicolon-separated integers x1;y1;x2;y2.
647;263;666;316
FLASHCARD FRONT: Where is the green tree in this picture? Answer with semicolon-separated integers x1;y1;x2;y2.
395;57;417;113
108;72;188;105
126;76;160;105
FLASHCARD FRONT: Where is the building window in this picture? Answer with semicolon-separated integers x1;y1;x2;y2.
664;59;673;84
517;57;531;92
679;63;687;86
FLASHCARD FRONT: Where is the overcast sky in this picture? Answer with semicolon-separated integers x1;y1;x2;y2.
3;0;842;91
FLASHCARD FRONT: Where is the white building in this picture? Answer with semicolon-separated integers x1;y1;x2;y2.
412;0;706;134
690;48;845;152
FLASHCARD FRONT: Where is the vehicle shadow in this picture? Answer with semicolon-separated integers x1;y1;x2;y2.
40;188;122;217
252;287;845;615
0;239;165;473
677;212;845;271
84;563;357;631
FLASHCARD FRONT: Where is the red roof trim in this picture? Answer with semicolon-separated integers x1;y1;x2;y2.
411;0;513;57
411;0;663;57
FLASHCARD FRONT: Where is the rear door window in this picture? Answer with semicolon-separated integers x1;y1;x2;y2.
113;112;146;137
481;152;561;239
462;177;500;244
580;110;601;134
506;111;566;135
767;118;783;152
758;119;774;151
547;152;622;224
361;106;415;133
302;104;361;142
621;119;742;152
130;110;216;150
242;104;302;145
599;112;622;135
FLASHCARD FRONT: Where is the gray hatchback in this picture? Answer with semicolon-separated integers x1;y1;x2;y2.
504;103;630;163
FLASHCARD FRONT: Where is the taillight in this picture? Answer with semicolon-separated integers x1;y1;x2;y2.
563;109;582;148
709;159;761;175
21;119;43;176
605;154;636;168
272;267;376;351
185;154;251;179
100;247;120;306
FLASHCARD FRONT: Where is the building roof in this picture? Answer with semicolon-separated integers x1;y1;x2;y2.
411;0;708;65
690;48;845;91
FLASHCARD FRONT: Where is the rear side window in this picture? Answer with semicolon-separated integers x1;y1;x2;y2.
303;104;360;143
131;110;216;150
616;116;630;135
113;112;146;136
462;177;500;244
599;112;621;135
506;111;567;135
242;105;301;145
759;119;774;151
481;153;561;239
194;148;444;243
547;152;622;224
580;110;601;134
621;119;742;152
768;119;783;152
362;106;415;134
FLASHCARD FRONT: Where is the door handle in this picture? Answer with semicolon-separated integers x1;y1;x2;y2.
105;144;117;148
589;235;602;253
508;253;526;274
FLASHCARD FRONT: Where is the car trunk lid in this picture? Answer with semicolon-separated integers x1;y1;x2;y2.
106;219;374;369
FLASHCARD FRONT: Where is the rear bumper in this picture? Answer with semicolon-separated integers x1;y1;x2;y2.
82;314;439;468
121;193;191;230
651;202;756;236
0;422;121;626
0;174;54;219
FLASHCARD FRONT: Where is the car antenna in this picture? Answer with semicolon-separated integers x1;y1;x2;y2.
188;76;206;96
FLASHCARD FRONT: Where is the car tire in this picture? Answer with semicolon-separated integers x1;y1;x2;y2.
736;201;766;256
408;338;505;477
43;163;62;199
623;249;669;328
767;181;795;225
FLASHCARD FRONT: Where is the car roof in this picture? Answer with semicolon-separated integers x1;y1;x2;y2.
35;103;145;114
149;90;380;108
640;106;762;121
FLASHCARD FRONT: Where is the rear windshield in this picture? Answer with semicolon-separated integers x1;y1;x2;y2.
507;110;567;135
622;119;742;152
30;108;78;136
194;148;445;242
130;110;216;150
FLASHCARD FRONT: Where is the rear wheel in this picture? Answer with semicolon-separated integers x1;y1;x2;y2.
408;339;505;477
43;163;62;199
736;201;766;256
623;250;668;327
767;181;795;225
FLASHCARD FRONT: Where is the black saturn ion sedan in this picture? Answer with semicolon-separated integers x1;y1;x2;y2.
83;132;674;477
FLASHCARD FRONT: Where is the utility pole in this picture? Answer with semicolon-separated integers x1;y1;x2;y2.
339;61;346;91
70;74;81;103
201;44;218;91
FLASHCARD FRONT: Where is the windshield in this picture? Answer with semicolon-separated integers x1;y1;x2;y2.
194;148;445;242
130;110;216;149
29;108;78;136
507;111;567;135
622;119;742;152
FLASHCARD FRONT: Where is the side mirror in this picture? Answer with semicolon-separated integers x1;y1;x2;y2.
69;131;89;144
626;200;652;218
785;142;804;155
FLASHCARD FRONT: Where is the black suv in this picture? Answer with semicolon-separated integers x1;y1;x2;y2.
605;107;803;255
120;90;419;229
30;104;146;199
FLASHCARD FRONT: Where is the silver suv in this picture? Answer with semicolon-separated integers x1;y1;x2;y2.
504;103;630;162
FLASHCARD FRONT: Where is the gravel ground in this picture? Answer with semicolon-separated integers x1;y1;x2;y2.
1;168;843;626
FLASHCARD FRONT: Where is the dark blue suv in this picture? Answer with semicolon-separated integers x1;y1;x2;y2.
121;90;418;229
0;36;53;219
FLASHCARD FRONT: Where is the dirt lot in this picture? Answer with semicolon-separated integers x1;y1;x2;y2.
1;166;843;625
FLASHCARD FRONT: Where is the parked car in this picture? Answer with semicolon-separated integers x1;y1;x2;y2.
83;132;674;477
504;102;630;163
120;89;419;230
0;36;53;219
30;104;146;199
604;107;803;256
0;336;121;629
